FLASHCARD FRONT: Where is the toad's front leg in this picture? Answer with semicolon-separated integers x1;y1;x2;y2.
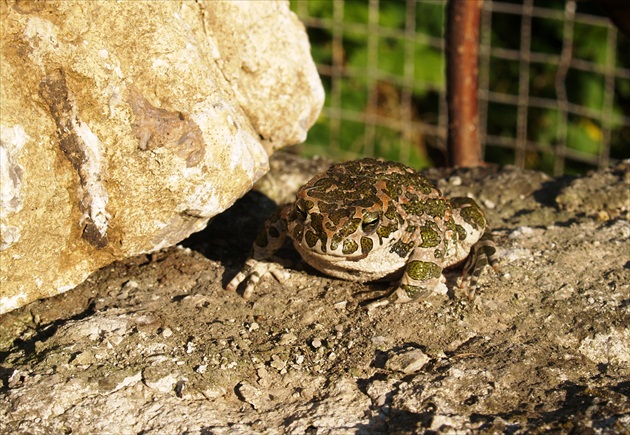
367;254;447;309
226;206;291;299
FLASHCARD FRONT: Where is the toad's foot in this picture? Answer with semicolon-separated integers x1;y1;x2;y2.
226;258;291;299
364;280;448;311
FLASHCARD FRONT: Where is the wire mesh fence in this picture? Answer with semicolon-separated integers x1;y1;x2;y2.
290;0;630;175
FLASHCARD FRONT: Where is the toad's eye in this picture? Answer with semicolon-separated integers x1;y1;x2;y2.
362;212;381;233
295;201;308;220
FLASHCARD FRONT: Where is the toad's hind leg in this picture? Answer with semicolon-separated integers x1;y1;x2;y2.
460;227;499;299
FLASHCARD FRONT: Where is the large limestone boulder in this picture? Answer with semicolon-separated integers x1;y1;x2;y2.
0;0;324;314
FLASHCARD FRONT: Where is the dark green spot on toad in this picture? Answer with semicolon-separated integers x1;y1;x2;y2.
419;223;441;248
455;224;467;241
406;260;442;281
360;237;373;254
305;231;318;248
342;239;358;254
390;239;414;258
451;197;486;229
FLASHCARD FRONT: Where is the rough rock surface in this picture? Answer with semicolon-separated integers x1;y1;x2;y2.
0;1;324;313
1;155;628;433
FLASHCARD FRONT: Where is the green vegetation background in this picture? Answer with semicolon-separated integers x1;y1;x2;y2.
290;0;630;175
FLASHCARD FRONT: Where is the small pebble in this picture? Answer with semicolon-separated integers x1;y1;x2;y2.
333;301;347;310
257;366;269;380
235;381;262;410
123;279;139;289
279;332;297;346
371;336;388;346
186;341;195;354
385;347;430;374
270;355;286;371
257;367;270;387
450;176;462;186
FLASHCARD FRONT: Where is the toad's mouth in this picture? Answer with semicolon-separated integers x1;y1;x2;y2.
292;240;373;262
